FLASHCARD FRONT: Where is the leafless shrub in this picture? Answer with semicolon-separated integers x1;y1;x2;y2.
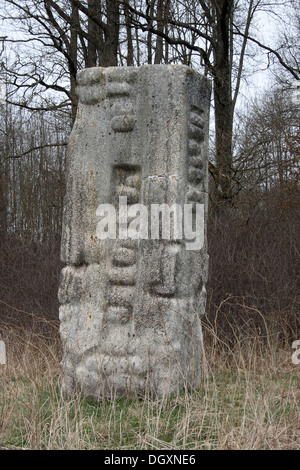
205;184;300;349
0;235;62;338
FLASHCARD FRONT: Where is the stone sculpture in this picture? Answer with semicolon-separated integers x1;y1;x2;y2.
59;65;211;399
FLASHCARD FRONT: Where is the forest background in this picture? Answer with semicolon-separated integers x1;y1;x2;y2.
0;0;299;450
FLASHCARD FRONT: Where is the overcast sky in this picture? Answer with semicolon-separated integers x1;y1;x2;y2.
0;2;297;108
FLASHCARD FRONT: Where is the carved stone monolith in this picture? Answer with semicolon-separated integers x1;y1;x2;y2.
59;65;211;399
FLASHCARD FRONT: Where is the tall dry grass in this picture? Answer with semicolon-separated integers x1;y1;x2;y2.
0;185;299;449
0;309;299;450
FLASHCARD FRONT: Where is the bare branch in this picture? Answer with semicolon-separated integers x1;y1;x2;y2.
6;142;68;160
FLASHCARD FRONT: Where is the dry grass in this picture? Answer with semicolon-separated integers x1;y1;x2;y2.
0;313;299;450
0;203;299;449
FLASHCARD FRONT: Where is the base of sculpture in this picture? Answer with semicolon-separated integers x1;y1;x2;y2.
59;65;211;399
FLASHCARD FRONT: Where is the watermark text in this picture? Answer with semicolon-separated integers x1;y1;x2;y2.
96;197;205;251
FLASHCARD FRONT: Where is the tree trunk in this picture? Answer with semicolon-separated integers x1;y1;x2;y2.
154;0;164;64
70;1;79;122
87;0;102;67
212;0;234;205
124;0;134;65
0;95;8;240
101;0;120;66
147;0;156;64
0;171;7;239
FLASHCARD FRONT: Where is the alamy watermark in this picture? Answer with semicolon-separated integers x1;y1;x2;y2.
96;197;204;251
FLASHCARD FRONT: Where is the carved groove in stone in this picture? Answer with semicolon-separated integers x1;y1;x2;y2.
189;155;204;169
105;307;132;324
107;166;141;321
187;188;203;203
190;106;204;127
188;166;203;183
111;116;135;132
108;266;137;285
107;75;136;132
106;82;132;97
149;245;180;297
187;104;206;204
111;247;137;267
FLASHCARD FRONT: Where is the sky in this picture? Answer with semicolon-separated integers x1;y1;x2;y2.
235;4;299;113
0;1;297;109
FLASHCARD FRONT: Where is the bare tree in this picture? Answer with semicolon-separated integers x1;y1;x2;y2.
4;106;68;242
232;86;300;214
1;0;299;207
123;0;299;204
0;1;122;120
0;103;8;239
271;0;300;87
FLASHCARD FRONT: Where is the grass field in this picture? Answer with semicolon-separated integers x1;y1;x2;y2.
0;315;299;451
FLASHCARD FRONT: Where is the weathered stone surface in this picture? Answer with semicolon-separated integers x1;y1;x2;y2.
59;64;211;399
